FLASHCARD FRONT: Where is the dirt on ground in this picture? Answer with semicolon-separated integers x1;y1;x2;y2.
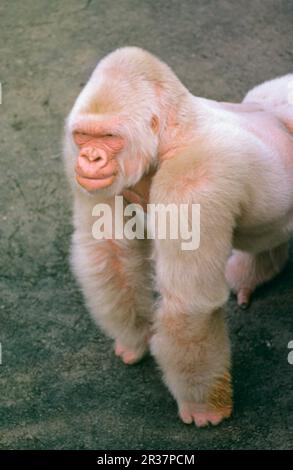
0;0;292;450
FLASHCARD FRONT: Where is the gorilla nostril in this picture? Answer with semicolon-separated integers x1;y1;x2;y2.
88;153;100;162
93;156;106;166
80;150;90;160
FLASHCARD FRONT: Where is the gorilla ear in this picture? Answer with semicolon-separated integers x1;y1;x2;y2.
151;115;160;134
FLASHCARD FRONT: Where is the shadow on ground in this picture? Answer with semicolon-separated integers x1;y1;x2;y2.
0;0;292;450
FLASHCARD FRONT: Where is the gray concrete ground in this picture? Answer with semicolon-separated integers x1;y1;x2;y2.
0;0;292;450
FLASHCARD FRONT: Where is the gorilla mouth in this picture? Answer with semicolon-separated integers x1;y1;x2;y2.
75;158;118;191
75;173;116;191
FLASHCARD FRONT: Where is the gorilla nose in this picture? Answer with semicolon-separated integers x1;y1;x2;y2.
80;147;108;167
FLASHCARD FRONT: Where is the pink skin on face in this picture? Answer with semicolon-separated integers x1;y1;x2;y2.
73;126;124;192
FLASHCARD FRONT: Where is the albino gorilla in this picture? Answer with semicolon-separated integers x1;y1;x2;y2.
64;47;293;427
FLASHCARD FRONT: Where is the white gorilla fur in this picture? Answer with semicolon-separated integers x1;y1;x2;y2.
64;47;293;427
